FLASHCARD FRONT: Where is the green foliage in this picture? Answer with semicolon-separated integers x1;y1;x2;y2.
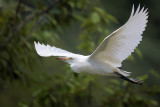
18;72;160;107
0;0;160;107
78;7;117;53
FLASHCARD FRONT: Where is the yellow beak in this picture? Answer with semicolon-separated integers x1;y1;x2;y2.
56;57;72;61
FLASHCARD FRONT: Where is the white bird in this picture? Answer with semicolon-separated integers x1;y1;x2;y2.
34;5;148;85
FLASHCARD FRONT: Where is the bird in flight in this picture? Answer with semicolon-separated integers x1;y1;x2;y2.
35;5;148;85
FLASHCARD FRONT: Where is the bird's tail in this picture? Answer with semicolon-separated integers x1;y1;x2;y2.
118;69;131;77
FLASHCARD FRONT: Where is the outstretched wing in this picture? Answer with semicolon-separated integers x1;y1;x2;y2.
34;42;82;57
90;5;148;67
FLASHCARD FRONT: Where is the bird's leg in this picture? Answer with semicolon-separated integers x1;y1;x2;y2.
113;71;143;85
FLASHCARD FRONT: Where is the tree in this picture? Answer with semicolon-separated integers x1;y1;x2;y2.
0;0;160;107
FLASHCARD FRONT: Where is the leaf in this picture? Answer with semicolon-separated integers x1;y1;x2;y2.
32;88;43;97
94;7;105;15
135;48;143;58
110;79;120;85
107;14;118;23
150;100;158;106
105;88;114;95
68;1;75;8
127;55;135;62
50;95;57;103
149;69;160;78
18;102;29;107
81;19;91;28
138;74;148;80
90;12;101;24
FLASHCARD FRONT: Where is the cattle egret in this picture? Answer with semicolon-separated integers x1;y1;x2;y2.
34;5;148;85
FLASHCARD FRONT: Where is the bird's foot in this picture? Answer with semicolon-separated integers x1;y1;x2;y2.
129;78;143;85
128;78;143;85
113;71;143;85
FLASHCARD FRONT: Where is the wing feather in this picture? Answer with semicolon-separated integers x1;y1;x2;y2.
34;42;82;57
90;5;148;67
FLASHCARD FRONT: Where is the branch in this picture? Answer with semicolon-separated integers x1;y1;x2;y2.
87;81;92;105
18;0;59;31
0;0;59;50
14;0;21;25
0;0;21;50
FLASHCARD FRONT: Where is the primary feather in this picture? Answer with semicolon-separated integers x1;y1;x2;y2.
90;5;148;67
34;42;82;58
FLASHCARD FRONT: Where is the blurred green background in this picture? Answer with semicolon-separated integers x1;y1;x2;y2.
0;0;160;107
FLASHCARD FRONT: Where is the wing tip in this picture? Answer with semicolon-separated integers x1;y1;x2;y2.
34;41;44;56
128;4;149;22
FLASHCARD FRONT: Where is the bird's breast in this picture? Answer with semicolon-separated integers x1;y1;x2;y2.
70;60;114;75
70;61;92;73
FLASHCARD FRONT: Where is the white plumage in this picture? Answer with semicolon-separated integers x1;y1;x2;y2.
34;5;148;84
35;42;83;58
90;5;148;67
